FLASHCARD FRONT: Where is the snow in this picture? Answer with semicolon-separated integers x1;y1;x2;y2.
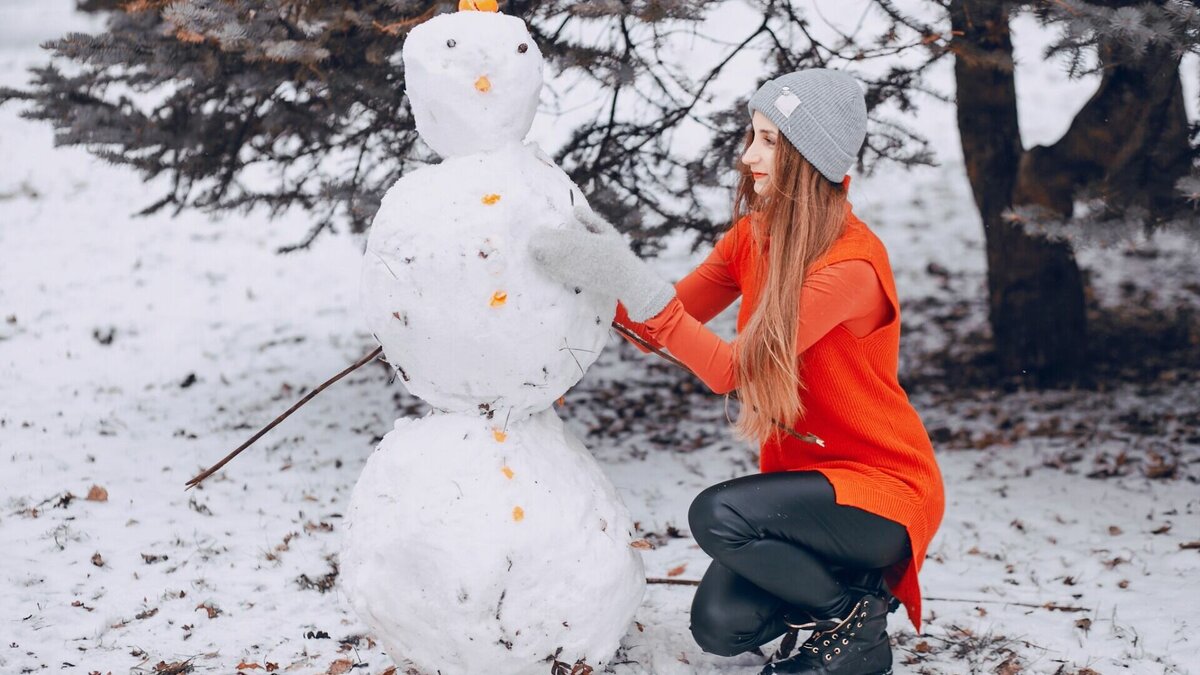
1;2;1198;675
341;409;643;675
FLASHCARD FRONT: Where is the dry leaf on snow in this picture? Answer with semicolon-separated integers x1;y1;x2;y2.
196;602;221;619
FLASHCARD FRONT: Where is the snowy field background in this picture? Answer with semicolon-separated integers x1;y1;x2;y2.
2;1;1199;674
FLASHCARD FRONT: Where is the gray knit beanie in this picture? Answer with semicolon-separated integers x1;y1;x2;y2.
748;69;867;183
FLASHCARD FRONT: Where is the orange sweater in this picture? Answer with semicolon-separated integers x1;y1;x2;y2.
617;202;944;631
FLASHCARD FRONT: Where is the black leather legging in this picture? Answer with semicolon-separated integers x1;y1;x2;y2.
687;471;910;657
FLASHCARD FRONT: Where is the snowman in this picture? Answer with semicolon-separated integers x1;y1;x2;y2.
340;4;646;674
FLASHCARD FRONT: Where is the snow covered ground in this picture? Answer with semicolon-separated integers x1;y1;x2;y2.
2;2;1198;674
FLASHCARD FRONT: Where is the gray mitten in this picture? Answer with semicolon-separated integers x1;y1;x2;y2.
528;206;675;322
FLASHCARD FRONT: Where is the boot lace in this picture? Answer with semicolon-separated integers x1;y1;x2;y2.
801;597;870;663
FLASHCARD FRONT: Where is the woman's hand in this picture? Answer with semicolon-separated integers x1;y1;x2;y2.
528;206;676;322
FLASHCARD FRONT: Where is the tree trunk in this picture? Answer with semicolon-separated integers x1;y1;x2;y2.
1017;40;1191;222
75;0;124;12
950;0;1087;384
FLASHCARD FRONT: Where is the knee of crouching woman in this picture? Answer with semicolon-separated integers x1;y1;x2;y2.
689;601;743;657
688;482;753;555
687;484;723;550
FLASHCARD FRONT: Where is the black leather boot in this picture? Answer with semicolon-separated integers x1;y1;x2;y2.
759;592;893;675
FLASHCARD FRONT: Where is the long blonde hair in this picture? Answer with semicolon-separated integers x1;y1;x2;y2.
731;130;849;445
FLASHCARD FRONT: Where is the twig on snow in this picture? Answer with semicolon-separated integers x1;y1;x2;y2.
646;577;700;586
924;596;1090;612
644;583;1092;615
185;346;384;490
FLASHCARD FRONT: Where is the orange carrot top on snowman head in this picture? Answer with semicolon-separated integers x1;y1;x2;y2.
459;0;499;11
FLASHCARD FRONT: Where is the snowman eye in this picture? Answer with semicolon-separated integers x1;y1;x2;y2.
446;39;456;48
517;43;528;54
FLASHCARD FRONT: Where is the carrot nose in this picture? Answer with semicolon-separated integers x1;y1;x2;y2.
475;75;491;93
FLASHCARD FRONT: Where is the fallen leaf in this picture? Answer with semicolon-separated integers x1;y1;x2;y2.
914;640;931;653
153;661;194;675
326;659;353;675
1107;525;1122;536
236;662;263;670
1180;541;1200;550
195;602;221;619
86;485;108;502
1143;452;1177;479
91;552;105;567
1075;617;1092;632
666;564;686;577
629;539;654;550
995;657;1022;675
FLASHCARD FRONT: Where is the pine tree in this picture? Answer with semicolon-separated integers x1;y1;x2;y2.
2;0;938;251
4;0;1198;382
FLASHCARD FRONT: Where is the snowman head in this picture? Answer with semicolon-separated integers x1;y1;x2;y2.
403;3;544;158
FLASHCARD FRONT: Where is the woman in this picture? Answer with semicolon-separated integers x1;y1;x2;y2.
528;69;944;675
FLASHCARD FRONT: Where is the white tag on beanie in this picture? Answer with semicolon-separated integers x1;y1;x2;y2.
774;92;801;118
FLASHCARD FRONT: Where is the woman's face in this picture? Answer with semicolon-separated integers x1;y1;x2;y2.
742;111;779;195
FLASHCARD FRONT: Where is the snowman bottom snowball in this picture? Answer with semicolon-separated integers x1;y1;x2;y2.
340;409;646;675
